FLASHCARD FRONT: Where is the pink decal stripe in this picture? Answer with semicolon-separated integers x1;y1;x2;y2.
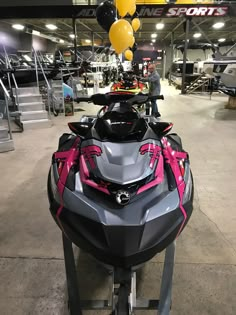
161;137;188;236
137;154;164;194
80;155;110;195
54;137;80;218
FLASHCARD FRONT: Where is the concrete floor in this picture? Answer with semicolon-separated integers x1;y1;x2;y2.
0;82;236;315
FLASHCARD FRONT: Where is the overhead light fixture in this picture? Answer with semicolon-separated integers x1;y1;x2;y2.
46;24;57;30
213;22;225;29
150;43;153;46
12;24;24;30
69;34;75;39
218;38;226;43
156;23;164;30
151;39;156;43
85;39;91;43
32;30;40;36
59;39;65;44
151;33;157;38
193;33;201;38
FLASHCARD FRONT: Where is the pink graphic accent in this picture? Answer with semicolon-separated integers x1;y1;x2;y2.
137;154;164;194
163;123;173;133
54;137;80;217
140;143;162;169
80;155;110;195
161;137;188;237
81;145;102;169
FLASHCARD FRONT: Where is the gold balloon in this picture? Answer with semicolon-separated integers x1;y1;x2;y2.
109;19;134;54
128;4;136;16
129;36;135;48
115;0;135;18
124;49;133;61
131;18;141;32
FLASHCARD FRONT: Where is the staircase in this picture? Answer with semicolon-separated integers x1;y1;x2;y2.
186;73;210;94
0;114;14;153
13;87;52;130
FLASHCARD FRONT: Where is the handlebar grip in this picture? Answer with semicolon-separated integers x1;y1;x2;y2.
74;97;91;103
149;95;164;101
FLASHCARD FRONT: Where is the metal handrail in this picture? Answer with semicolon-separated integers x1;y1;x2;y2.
2;45;20;108
0;78;13;140
59;50;74;81
32;47;52;118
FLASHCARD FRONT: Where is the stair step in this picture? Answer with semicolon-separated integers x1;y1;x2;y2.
22;119;52;130
21;110;48;121
19;102;44;112
0;139;14;153
0;127;9;140
13;87;40;96
16;94;43;104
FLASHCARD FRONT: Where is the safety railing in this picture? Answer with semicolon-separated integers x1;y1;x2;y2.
32;47;53;118
2;45;20;108
0;78;13;140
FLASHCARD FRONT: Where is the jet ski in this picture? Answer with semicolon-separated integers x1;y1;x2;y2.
47;92;194;314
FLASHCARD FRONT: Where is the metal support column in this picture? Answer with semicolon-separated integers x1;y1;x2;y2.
72;17;78;63
91;31;95;61
162;50;166;81
169;32;174;86
181;19;190;95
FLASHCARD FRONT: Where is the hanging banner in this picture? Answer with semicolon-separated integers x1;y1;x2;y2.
75;5;230;18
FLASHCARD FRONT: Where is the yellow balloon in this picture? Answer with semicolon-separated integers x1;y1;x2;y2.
115;0;135;18
129;36;135;48
124;49;133;61
128;4;136;16
131;18;140;32
109;19;134;54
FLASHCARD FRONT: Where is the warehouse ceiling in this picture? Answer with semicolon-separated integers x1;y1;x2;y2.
1;15;236;48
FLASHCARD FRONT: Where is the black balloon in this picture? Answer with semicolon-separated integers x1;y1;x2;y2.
96;1;117;33
131;43;138;53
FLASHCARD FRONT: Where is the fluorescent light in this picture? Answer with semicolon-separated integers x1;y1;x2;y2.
193;33;201;38
156;23;164;30
59;39;65;43
151;33;157;38
69;34;75;39
32;30;40;36
151;39;156;43
12;24;24;30
213;22;225;29
46;24;57;30
218;38;226;43
85;39;91;43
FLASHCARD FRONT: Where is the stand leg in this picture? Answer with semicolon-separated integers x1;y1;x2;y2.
158;242;176;315
62;233;82;315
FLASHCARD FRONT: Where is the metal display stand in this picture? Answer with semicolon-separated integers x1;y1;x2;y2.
62;233;176;315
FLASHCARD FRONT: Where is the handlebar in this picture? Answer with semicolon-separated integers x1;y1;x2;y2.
75;93;164;106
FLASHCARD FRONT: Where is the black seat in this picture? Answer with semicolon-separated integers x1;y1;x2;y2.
94;111;148;141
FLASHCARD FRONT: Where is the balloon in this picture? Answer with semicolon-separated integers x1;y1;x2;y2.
131;42;137;53
131;18;140;32
129;36;135;48
124;49;133;61
115;0;135;18
128;5;136;16
96;1;117;32
109;19;134;54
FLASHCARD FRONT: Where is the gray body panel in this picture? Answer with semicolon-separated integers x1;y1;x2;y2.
49;168;181;225
81;139;161;185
